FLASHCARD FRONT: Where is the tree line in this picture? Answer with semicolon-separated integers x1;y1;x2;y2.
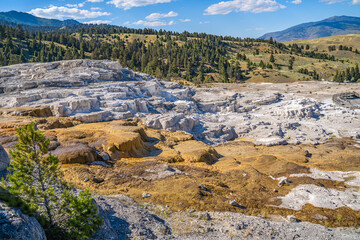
0;23;262;83
333;64;360;82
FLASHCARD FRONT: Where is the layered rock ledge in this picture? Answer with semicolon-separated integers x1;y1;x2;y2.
0;60;359;146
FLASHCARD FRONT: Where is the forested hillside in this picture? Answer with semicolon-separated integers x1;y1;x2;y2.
0;23;359;83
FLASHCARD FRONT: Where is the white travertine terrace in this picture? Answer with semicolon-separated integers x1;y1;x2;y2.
0;60;359;146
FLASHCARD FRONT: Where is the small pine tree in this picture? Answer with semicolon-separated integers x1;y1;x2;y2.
288;56;295;70
62;189;103;240
269;54;275;63
2;123;102;239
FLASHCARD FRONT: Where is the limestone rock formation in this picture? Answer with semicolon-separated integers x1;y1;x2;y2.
52;142;98;164
93;195;171;240
0;60;359;146
0;202;46;240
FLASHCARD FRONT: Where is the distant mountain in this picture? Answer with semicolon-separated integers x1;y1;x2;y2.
0;11;81;27
260;16;360;42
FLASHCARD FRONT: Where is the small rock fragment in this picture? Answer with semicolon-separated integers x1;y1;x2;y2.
93;177;104;183
199;184;211;192
278;177;291;187
99;152;111;161
235;222;247;230
287;215;298;223
199;212;211;221
142;193;151;199
229;200;244;208
90;161;110;168
305;150;312;158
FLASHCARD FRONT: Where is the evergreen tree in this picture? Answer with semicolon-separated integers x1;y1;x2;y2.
2;123;102;239
288;56;295;70
269;54;275;63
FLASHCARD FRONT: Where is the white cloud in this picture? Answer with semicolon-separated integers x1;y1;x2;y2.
66;3;85;8
133;20;174;27
107;0;172;10
204;0;286;15
200;21;210;24
123;21;130;25
84;20;111;24
291;0;302;4
145;11;178;21
88;0;104;2
133;20;167;27
179;19;191;22
353;0;360;3
319;0;345;4
29;6;111;20
91;7;102;10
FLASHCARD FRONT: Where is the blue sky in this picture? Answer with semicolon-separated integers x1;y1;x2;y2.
1;0;360;38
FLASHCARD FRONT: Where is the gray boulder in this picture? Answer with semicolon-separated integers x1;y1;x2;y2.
0;145;10;172
92;195;171;240
0;202;46;240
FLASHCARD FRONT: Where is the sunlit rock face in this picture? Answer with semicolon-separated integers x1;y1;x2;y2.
0;60;359;146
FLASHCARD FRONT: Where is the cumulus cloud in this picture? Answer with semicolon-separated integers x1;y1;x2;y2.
88;0;104;2
107;0;172;10
133;20;175;27
179;19;191;22
204;0;286;15
29;6;111;20
291;0;302;4
84;20;111;24
66;3;85;8
133;20;166;27
145;11;178;21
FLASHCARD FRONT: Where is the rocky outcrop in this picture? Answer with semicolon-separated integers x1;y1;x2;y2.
0;202;46;240
174;140;220;164
0;60;359;146
52;142;98;164
333;92;360;110
0;106;53;117
0;144;9;172
93;195;172;240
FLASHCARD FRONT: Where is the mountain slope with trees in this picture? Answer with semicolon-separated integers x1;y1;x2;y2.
0;11;81;27
261;16;360;42
0;15;359;83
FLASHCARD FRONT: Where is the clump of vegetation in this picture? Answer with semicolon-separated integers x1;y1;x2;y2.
297;68;320;80
1;122;102;240
333;64;360;82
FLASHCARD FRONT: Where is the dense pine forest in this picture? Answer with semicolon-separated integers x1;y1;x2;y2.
0;23;359;83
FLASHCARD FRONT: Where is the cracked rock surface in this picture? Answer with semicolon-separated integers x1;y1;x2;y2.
0;202;46;240
0;60;359;146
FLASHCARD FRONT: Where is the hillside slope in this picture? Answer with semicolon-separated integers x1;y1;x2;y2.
287;34;360;50
261;16;360;42
0;11;80;27
0;16;359;83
